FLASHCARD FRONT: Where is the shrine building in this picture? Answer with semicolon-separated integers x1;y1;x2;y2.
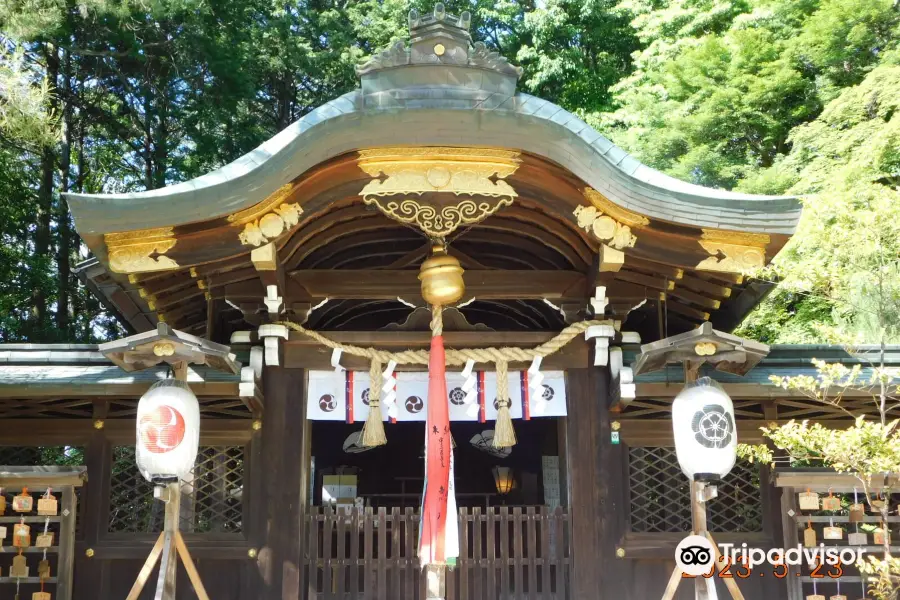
0;6;887;600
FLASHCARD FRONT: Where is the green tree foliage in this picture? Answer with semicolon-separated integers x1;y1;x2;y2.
739;359;900;597
737;63;900;343
605;0;900;342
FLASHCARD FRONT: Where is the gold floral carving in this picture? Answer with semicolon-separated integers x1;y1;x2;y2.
696;229;770;274
239;202;303;246
357;147;520;237
228;183;297;223
583;188;649;229
105;227;179;274
573;205;637;250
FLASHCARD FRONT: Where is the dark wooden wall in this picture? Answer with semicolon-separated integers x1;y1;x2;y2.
65;368;309;600
564;343;788;600
8;357;791;600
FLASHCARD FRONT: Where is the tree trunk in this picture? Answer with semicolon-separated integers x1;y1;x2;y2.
152;94;168;190
56;47;74;335
34;44;59;334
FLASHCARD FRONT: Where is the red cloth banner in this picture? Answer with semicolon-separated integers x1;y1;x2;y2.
419;335;454;566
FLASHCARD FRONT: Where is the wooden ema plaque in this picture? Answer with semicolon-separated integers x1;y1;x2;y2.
848;503;865;522
10;554;29;578
799;491;820;511
873;528;889;546
805;595;825;600
33;593;51;600
37;494;57;517
848;531;867;545
12;489;33;513
803;524;817;547
823;526;843;540
821;495;841;511
0;492;6;515
35;532;53;548
13;523;31;547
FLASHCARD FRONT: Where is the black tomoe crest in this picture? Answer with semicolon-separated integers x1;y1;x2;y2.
405;395;424;413
319;394;337;412
690;404;734;449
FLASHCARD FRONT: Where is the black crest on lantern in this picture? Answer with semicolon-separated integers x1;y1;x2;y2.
690;404;734;449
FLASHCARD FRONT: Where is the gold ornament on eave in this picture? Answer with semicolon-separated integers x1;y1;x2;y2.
419;245;465;305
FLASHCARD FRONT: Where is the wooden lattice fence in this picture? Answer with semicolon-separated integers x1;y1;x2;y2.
304;506;570;600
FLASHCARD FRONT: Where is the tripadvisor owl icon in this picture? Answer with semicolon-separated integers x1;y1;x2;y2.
675;535;715;576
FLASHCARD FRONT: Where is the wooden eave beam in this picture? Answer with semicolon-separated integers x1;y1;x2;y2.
633;382;883;399
0;418;252;446
288;269;588;301
664;299;710;322
677;275;732;299
285;330;588;370
618;418;856;447
0;381;241;399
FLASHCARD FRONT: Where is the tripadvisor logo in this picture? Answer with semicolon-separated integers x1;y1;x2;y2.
675;535;867;575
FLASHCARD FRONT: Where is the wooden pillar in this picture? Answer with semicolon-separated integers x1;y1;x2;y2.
255;365;308;600
566;350;632;600
565;367;600;600
73;400;111;597
760;402;787;599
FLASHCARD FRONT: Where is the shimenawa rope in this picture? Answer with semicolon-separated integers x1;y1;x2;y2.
277;314;609;448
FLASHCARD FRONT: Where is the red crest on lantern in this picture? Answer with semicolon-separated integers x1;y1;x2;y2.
139;405;187;454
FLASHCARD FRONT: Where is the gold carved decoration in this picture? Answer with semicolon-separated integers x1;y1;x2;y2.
694;342;717;356
583;188;649;229
573;205;637;250
228;183;296;224
696;229;770;274
368;198;512;238
105;227;179;274
357;147;521;237
239;202;303;247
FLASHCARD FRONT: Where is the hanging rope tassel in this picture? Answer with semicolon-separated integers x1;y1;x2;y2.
493;359;517;448
360;358;387;447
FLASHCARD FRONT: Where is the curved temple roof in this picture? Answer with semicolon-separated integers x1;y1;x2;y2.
65;7;799;237
64;4;802;340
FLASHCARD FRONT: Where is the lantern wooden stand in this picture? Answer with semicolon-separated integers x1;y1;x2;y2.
100;323;239;600
633;323;770;600
124;482;208;600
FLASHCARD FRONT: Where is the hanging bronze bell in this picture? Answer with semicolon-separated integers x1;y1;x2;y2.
419;246;465;305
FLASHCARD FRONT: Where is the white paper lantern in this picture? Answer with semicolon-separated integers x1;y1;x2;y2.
671;377;736;481
136;379;200;483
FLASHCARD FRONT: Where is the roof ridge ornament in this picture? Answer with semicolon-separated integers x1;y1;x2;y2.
355;3;522;79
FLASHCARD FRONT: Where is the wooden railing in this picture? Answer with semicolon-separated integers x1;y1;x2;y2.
303;506;570;600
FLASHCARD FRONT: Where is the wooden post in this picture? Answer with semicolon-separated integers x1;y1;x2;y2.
256;365;308;600
565;367;602;599
73;400;111;598
566;343;630;600
154;483;182;600
684;361;714;600
425;565;445;600
690;480;713;600
57;485;78;600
